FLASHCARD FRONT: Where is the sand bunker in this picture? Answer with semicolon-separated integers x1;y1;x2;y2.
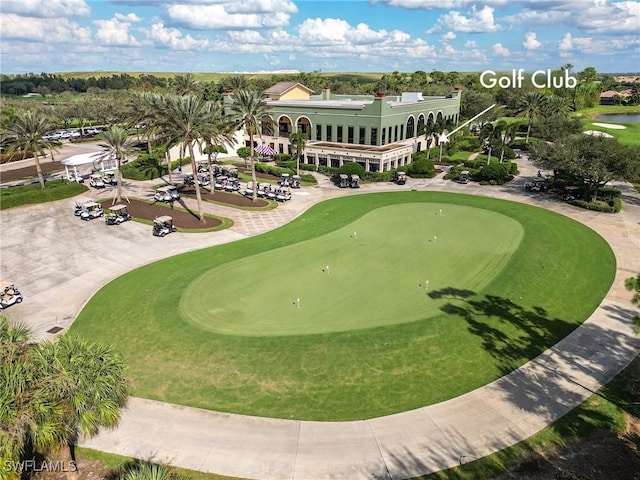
592;122;626;129
584;130;614;138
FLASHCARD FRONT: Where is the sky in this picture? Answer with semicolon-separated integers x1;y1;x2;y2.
1;0;639;75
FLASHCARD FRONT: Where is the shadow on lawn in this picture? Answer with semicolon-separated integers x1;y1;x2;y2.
429;287;640;421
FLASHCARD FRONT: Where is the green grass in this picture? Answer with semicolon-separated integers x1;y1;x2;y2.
71;192;615;421
420;354;640;479
580;119;640;145
0;180;89;210
182;203;523;336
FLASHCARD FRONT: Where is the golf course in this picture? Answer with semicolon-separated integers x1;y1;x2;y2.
71;191;615;421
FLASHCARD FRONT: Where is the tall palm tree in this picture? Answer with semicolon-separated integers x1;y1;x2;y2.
36;335;128;480
96;126;137;204
228;90;274;202
515;91;548;143
545;95;572;118
289;129;307;175
5;110;57;188
227;75;248;91
160;95;218;221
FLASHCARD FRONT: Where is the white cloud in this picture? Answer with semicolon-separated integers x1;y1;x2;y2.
165;2;293;30
94;14;142;46
572;1;640;34
431;5;502;33
492;43;510;57
558;32;573;50
383;0;509;9
441;31;457;41
0;0;90;18
144;22;210;50
223;0;298;14
0;13;91;43
297;18;389;45
523;31;541;50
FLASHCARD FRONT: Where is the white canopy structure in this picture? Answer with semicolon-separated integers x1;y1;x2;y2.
61;152;114;182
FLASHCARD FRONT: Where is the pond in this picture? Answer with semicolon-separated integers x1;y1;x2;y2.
595;113;640;123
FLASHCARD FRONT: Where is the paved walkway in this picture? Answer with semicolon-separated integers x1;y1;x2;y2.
1;154;639;480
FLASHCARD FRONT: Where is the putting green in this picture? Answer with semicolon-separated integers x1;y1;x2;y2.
181;203;524;335
71;192;615;420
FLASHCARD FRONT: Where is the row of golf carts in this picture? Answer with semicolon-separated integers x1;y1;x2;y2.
0;281;23;310
244;183;292;201
89;172;118;189
338;174;360;188
154;185;181;203
73;199;131;224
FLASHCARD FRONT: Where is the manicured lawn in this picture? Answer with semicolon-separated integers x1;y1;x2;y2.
71;192;615;421
0;180;88;210
581;119;640;145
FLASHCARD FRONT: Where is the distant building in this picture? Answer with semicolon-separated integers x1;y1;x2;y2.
224;82;462;172
600;89;632;105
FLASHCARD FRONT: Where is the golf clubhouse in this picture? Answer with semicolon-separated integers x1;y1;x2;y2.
223;82;462;172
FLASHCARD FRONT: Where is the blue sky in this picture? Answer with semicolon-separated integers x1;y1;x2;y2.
1;0;639;74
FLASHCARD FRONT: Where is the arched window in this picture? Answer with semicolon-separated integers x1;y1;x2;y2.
406;116;415;138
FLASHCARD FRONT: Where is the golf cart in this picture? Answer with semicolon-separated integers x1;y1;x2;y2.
197;174;210;187
89;173;105;189
167;184;180;200
0;281;23;310
350;175;360;188
338;174;350;188
102;171;118;186
224;166;239;178
182;174;195;187
224;178;240;192
73;198;93;216
459;171;470;184
214;175;227;190
394;171;407;185
276;188;292;202
154;186;174;203
152;215;177;237
291;175;301;189
104;204;131;225
80;201;103;221
280;173;290;187
244;183;255;197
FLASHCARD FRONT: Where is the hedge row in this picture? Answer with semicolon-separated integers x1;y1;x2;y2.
570;198;622;213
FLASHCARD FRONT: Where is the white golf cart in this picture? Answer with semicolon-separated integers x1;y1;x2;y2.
394;171;407;185
291;175;301;189
338;174;350;188
89;173;105;189
80;201;104;221
167;184;180;200
459;171;470;184
152;215;177;237
350;175;360;188
102;171;118;186
154;186;174;203
276;188;292;202
280;173;290;187
105;204;132;225
0;281;23;310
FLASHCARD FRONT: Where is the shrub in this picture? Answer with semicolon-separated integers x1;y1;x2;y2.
337;162;366;176
0;150;34;164
407;158;436;178
255;161;294;177
598;187;622;199
363;171;393;182
570;198;621;213
273;153;292;163
479;163;512;184
301;174;317;184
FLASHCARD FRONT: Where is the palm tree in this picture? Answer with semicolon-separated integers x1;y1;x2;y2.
173;73;198;97
36;335;128;480
228;90;274;201
289;129;307;175
493;119;519;163
161;95;218;221
227;75;248;91
0;318;69;480
96;126;137;204
515;91;548;143
5;110;57;188
545;95;572;118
